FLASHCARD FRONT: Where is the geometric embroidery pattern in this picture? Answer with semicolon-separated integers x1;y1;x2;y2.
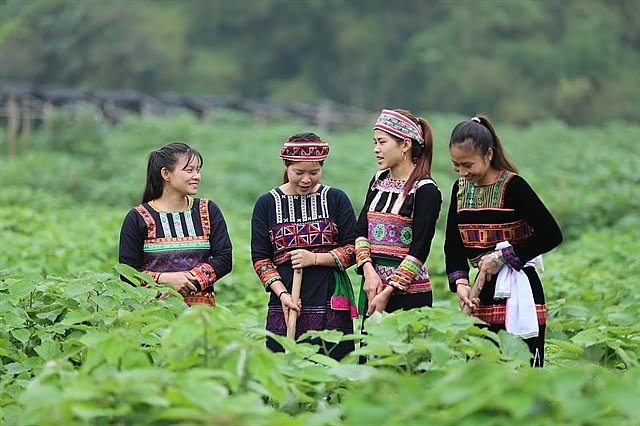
373;260;432;294
458;219;533;249
367;211;413;258
457;170;514;211
473;304;547;326
270;219;339;265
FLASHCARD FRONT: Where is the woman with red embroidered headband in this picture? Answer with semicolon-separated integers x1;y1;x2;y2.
445;115;562;367
355;109;442;318
118;142;233;306
251;132;358;361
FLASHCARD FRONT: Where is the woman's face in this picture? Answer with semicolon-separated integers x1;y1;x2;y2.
285;161;322;195
163;154;201;196
450;143;494;185
373;129;407;171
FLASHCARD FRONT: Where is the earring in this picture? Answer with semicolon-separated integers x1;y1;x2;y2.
403;152;407;161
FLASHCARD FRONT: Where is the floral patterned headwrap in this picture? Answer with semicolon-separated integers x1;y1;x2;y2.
374;109;424;146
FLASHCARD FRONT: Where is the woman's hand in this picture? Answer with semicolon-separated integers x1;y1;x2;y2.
366;286;394;316
456;281;480;311
362;262;383;302
477;250;505;282
280;292;302;324
289;249;315;269
158;271;199;297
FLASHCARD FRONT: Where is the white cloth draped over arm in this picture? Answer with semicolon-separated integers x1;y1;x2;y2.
493;241;542;339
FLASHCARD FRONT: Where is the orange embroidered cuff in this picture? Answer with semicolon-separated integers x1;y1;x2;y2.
389;255;423;292
189;264;217;291
254;259;282;291
355;237;371;268
329;244;355;271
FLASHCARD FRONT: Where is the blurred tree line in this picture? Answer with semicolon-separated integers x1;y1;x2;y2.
0;0;637;125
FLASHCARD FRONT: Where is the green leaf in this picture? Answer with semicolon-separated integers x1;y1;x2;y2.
34;340;61;361
328;364;375;381
10;328;31;344
103;335;125;366
4;362;32;375
7;279;38;298
498;330;533;362
60;308;93;325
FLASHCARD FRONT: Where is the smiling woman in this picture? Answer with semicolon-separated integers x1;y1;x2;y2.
444;115;563;367
118;142;233;307
251;132;359;360
355;109;442;320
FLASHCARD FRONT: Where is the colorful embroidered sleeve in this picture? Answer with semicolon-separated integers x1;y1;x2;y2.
354;175;378;273
329;244;356;271
189;263;217;291
251;194;282;291
253;259;282;290
398;180;441;291
355;237;372;268
204;200;233;283
388;255;423;292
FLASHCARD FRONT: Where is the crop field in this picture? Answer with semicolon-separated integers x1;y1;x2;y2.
1;109;638;424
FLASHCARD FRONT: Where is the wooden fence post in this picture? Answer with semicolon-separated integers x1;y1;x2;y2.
317;99;332;131
7;94;19;158
21;95;31;153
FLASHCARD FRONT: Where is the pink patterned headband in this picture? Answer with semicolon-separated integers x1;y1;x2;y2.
374;109;424;146
279;139;330;162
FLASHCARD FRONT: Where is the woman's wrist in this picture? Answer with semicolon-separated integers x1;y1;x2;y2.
278;289;290;299
455;279;470;287
492;250;505;268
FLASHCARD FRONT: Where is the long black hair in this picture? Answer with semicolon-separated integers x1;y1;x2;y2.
141;142;203;203
449;114;518;173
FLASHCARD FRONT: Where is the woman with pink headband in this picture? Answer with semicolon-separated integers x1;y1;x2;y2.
355;109;442;319
251;132;358;361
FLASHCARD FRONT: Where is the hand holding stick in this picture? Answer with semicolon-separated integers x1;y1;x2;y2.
286;268;303;339
462;272;485;316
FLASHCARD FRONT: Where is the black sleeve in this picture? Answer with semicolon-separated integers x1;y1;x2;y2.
408;181;442;263
118;208;145;271
444;180;470;292
332;188;357;247
355;175;377;239
504;176;563;268
207;200;233;280
250;193;275;263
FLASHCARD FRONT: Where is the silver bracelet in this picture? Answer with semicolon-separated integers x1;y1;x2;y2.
492;251;505;267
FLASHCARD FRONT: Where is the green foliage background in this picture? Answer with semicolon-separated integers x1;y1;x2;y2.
0;108;639;424
1;0;638;125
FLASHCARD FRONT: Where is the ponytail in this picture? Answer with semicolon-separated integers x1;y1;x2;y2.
392;109;435;196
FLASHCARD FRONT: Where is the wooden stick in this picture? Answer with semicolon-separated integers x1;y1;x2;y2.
462;272;486;316
286;268;303;339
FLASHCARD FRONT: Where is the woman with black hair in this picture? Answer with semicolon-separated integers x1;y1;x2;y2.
355;109;442;317
251;133;358;360
118;142;232;306
444;115;562;366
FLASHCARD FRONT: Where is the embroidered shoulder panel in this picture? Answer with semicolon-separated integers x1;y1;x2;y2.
457;171;515;211
134;204;156;239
